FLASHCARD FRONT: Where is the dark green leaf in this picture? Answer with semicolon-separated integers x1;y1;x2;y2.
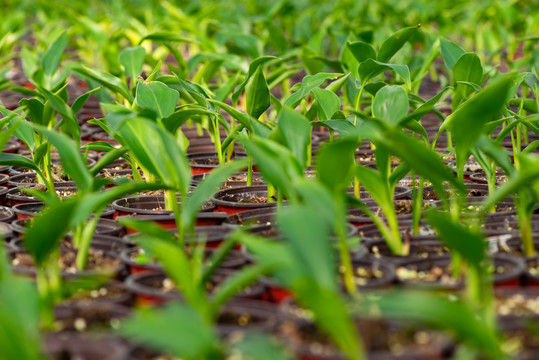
311;88;340;121
358;59;410;89
245;66;270;119
377;26;421;63
277;106;311;168
316;138;359;193
346;42;376;63
284;73;341;108
440;38;466;70
73;65;133;103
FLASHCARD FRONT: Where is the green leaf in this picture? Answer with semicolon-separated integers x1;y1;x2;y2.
211;265;267;309
162;106;218;134
245;66;270;119
232;56;277;106
208;99;252;132
372;85;409;127
0;115;22;152
229;333;293;360
277;205;336;290
453;53;483;97
70;182;168;227
120;303;220;359
40;87;80;140
135;81;179;119
19;98;45;126
426;210;485;266
358;59;410;89
284;73;341;108
71;87;102;114
474;135;515;175
346;42;376;63
238;135;303;198
0;153;41;174
377;26;420;63
311;88;340;121
42;32;68;77
440;38;466;70
36;126;93;191
277;106;311;168
73;65;133;103
441;73;519;176
316;138;359;193
24;198;78;266
117;117;191;193
139;32;194;44
119;46;146;83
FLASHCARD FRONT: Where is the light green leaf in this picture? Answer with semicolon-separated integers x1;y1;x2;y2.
284;73;341;108
440;38;466;70
42;32;68;77
119;46;146;83
311;88;340;121
358;59;410;89
136;81;179;119
372;85;409;127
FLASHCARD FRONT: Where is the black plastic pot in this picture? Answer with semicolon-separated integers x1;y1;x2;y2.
44;332;130;360
0;206;15;223
211;185;279;215
112;194;216;217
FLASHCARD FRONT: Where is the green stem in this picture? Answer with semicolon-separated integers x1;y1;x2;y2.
76;214;101;270
168;189;184;248
353;83;365;126
247;155;253;186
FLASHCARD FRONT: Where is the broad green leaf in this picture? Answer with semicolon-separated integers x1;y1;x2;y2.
102;103;137;134
440;73;519;176
245;66;270;119
211;265;267;309
119;46;146;83
117;117;191;194
19;98;44;126
346;42;376;64
136;81;179;119
284;73;341;108
120;303;220;359
70;182;168;228
474;135;514;176
440;38;466;70
377;26;420;63
454;53;483;97
40;87;80;141
372;85;409;127
354;165;391;209
71;87;102;114
0;257;43;360
163;107;218;134
0;153;42;174
316;138;359;193
21;47;38;80
73;65;133;103
208;99;253;132
277;205;336;290
358;59;410;89
426;210;485;266
42;32;68;77
311;88;340;121
238;135;303;198
277;106;311;168
134;235;205;309
181;158;248;229
24;198;77;266
0;115;22;151
232;56;277;106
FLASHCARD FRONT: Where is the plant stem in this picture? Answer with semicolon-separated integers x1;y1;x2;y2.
168;189;184;248
76;214;101;270
267;183;275;203
247;155;253;186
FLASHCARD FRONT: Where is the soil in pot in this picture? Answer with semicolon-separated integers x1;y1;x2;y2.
278;302;453;360
396;254;525;289
44;332;130;360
